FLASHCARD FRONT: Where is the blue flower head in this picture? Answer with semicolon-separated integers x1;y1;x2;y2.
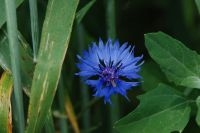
76;39;143;104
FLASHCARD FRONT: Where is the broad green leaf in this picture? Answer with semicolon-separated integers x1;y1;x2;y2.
195;0;200;14
0;72;13;133
0;0;23;28
145;32;200;89
76;0;96;24
141;60;167;91
114;84;191;133
26;0;79;132
196;96;200;126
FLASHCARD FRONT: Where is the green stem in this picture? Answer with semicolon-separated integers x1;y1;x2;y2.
106;0;116;38
106;0;120;133
76;23;90;130
58;75;69;133
29;0;39;62
5;0;25;132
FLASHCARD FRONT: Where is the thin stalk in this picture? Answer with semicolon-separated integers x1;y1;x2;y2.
65;91;80;133
29;0;39;62
106;0;116;38
106;0;120;133
58;75;69;133
5;0;25;132
76;23;90;130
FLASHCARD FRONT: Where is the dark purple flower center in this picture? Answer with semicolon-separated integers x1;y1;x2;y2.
101;67;118;87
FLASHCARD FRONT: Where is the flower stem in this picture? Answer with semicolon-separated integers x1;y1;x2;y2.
58;75;69;133
106;0;120;133
106;0;116;39
76;23;91;130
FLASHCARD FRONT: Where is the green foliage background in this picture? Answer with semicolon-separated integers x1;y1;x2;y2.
1;0;200;133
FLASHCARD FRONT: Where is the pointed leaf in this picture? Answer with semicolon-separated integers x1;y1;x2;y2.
0;72;13;133
195;0;200;14
76;0;96;24
114;84;191;133
145;32;200;89
26;0;79;132
141;61;167;91
196;96;200;126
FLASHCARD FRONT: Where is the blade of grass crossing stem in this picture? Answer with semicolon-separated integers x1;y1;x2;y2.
106;0;120;133
26;0;79;132
5;0;25;133
58;75;69;133
0;72;13;133
29;0;39;62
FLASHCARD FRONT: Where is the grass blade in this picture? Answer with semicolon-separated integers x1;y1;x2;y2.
26;0;79;132
0;0;24;28
0;72;13;133
29;0;39;61
76;0;96;24
5;0;25;132
44;111;56;133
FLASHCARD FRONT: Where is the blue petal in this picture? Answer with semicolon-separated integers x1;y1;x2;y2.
111;40;120;65
96;39;106;60
114;86;129;100
117;80;140;91
103;86;114;104
86;79;103;88
76;71;98;78
77;55;97;68
121;55;144;70
119;71;141;79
